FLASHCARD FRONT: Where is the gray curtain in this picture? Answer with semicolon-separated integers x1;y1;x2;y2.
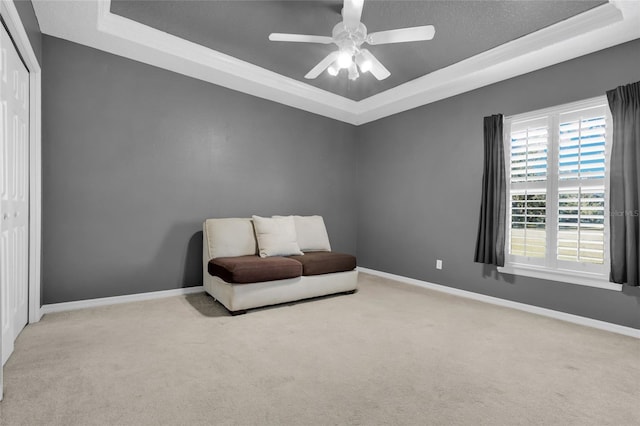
607;81;640;286
474;114;506;266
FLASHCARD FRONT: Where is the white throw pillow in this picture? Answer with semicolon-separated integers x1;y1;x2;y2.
275;215;331;252
204;218;257;259
252;215;304;258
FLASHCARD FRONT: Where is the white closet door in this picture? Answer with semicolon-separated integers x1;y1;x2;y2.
1;22;30;367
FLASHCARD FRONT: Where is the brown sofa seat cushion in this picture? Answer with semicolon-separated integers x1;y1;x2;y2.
287;251;356;276
209;255;302;284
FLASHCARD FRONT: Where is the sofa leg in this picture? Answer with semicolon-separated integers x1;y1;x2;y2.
230;309;247;316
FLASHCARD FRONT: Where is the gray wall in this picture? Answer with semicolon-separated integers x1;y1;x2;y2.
356;38;640;329
12;0;41;66
40;28;640;328
42;36;357;304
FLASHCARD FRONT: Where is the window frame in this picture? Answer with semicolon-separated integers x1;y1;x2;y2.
498;96;622;292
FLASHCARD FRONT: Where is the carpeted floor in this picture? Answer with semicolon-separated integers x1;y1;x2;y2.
0;273;638;425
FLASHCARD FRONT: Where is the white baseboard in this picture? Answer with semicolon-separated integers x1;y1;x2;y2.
41;286;204;315
357;267;640;339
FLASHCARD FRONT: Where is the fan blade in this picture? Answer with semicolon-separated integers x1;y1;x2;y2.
358;49;390;80
269;33;334;44
305;51;339;79
367;25;435;45
342;0;364;29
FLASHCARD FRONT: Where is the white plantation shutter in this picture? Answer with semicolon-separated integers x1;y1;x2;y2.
508;117;549;265
557;188;605;264
509;191;546;258
557;106;608;267
558;114;607;181
505;99;610;277
510;120;548;183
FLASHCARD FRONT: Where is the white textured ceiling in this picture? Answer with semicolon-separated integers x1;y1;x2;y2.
32;1;640;124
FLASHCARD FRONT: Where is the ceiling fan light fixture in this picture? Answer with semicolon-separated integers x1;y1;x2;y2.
271;0;433;81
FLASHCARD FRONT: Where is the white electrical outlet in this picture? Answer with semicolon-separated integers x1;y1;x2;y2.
436;259;443;270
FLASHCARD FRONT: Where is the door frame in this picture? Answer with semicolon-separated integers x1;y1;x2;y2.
1;0;43;326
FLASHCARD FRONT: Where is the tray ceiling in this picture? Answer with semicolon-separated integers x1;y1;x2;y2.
110;1;605;101
32;1;640;124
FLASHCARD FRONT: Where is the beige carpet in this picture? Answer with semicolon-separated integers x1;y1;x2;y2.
0;273;638;425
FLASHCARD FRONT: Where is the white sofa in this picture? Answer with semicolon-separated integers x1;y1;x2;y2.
202;216;358;314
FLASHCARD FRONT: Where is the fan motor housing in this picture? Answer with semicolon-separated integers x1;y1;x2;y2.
332;22;367;53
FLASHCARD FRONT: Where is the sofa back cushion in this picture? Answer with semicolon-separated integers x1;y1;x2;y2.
290;215;332;252
204;218;257;259
252;215;304;258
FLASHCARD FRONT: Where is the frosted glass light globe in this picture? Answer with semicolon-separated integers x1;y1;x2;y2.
337;51;352;69
360;59;372;73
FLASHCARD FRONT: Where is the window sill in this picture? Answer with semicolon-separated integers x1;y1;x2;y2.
498;264;622;291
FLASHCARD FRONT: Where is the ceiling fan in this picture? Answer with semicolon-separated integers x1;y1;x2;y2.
268;0;435;81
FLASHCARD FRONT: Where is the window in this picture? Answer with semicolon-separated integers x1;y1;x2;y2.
500;97;621;291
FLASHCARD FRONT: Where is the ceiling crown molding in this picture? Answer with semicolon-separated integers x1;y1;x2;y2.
32;0;640;126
